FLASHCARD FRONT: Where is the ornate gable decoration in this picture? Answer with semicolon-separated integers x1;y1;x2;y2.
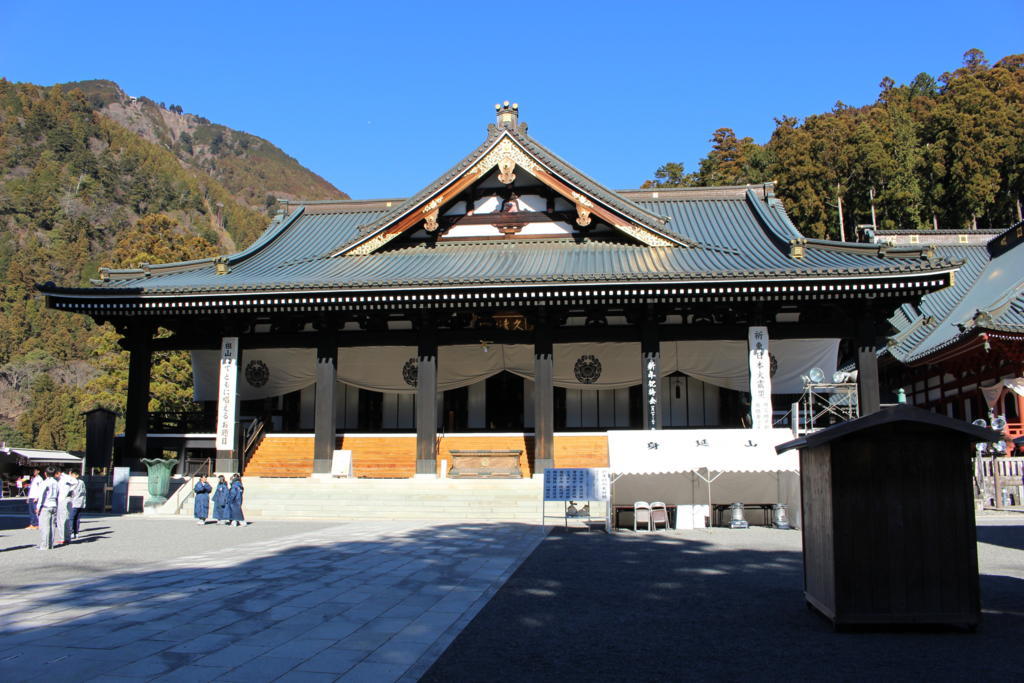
337;124;681;257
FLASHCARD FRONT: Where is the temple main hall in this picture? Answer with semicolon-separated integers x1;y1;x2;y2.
40;103;959;482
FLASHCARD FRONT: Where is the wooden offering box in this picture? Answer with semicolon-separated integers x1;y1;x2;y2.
448;450;523;478
778;406;997;629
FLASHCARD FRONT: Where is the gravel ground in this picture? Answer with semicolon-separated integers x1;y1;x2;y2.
0;514;340;589
423;517;1024;682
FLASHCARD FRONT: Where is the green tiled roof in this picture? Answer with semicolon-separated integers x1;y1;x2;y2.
40;124;958;302
886;222;1024;362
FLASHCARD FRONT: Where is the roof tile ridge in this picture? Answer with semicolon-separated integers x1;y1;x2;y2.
327;129;505;257
508;127;670;228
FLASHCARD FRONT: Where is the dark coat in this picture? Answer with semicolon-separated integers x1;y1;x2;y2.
227;481;244;521
193;481;212;519
212;482;229;520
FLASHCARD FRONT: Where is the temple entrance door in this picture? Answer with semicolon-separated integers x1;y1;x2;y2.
486;372;524;430
442;387;468;432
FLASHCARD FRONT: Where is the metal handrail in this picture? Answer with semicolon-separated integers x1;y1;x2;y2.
239;417;266;473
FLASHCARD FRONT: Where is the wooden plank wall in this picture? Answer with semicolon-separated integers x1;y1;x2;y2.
554;435;609;468
335;433;610;478
338;436;416;478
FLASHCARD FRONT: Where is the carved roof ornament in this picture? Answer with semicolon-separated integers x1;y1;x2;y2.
472;138;538;178
572;191;594;227
495;100;519;128
424;209;440;233
339;102;687;256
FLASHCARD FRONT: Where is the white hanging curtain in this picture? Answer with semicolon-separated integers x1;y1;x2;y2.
192;338;840;399
673;339;839;394
191;349;315;401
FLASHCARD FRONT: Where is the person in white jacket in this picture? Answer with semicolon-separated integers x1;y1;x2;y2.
26;468;42;529
54;468;72;546
35;468;59;550
67;470;87;540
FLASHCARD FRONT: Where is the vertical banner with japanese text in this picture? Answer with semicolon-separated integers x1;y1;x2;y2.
216;337;240;451
645;357;658;429
748;326;773;430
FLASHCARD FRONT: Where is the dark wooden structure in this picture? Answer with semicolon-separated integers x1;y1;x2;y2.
778;406;998;628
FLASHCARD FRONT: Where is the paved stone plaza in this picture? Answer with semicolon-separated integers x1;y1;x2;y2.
2;513;1022;681
0;516;547;682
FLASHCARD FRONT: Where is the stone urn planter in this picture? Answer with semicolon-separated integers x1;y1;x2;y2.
141;458;178;508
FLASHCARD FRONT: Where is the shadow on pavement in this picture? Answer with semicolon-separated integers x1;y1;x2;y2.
0;522;542;682
422;526;1024;682
977;523;1024;552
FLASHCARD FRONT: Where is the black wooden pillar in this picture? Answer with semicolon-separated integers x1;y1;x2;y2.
641;312;662;430
857;313;881;415
533;315;554;473
415;316;438;475
313;328;338;474
123;323;152;467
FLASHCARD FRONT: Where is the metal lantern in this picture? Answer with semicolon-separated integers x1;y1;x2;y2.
728;502;749;529
772;503;791;529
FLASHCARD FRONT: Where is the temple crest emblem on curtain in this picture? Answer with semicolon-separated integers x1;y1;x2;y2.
245;360;269;388
402;358;419;387
574;355;602;384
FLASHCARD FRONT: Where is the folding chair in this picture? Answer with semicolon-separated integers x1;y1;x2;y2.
650;501;670;531
634;501;652;532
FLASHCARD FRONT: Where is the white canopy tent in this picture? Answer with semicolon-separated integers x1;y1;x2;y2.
1;447;84;471
606;429;801;529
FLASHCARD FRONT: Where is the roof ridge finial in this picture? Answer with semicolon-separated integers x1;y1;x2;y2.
495;101;519;128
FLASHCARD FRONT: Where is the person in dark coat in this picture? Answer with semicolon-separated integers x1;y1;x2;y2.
212;475;229;525
193;475;212;525
227;474;247;526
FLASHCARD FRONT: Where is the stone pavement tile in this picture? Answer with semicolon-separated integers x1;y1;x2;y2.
380;603;429;619
390;622;442;645
66;627;148;649
194;644;272;668
215;655;305;682
215;617;275;635
263;637;337;659
109;651;198;678
105;638;176;661
151;664;231;682
334;628;393;652
365;639;433;666
231;623;315;647
294;648;364;674
362;617;413;635
302;618;362;640
337;661;408;683
276;671;338;683
148;621;219;640
167;633;237;654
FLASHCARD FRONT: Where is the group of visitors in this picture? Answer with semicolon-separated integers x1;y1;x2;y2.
192;473;246;526
28;467;87;550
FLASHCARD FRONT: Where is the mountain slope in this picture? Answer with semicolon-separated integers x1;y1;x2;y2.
0;78;347;448
64;80;347;209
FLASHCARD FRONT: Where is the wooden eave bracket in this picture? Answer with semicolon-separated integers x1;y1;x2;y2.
337;136;680;257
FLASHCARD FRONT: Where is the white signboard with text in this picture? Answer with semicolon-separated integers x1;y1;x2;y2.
215;337;240;451
543;468;611;501
748;326;773;430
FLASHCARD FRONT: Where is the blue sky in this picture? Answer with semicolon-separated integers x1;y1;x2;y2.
2;1;1021;199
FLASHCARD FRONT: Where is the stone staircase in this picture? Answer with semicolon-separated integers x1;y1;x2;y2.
240;477;549;522
243;436;314;478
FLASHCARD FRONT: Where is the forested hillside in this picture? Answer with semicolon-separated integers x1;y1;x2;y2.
0;79;346;450
645;50;1024;238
